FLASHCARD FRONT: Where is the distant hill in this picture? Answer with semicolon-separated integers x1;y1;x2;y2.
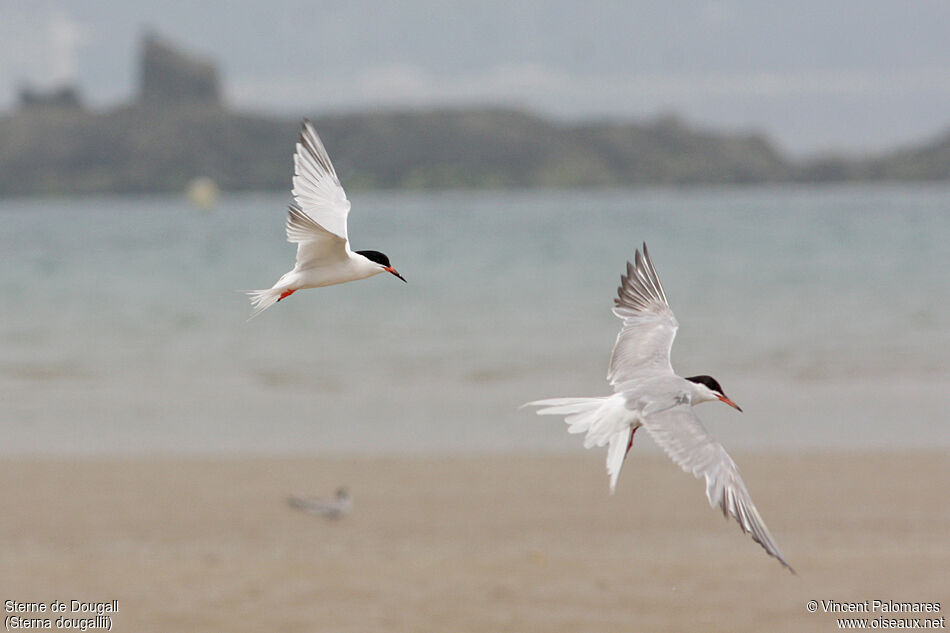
860;129;950;180
0;104;294;195
792;128;950;183
0;104;796;195
313;109;790;189
0;31;947;196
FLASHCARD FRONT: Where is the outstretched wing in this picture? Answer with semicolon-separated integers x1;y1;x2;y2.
289;119;351;243
285;203;347;269
608;243;679;389
641;402;794;572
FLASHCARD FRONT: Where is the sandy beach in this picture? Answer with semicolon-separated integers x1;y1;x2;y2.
1;452;947;632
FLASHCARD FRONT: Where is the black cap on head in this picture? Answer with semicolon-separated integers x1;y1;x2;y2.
686;374;742;411
356;250;391;267
685;374;724;394
357;249;406;282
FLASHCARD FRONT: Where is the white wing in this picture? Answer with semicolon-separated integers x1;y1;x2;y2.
641;402;794;572
286;203;348;269
290;119;351;243
608;243;679;389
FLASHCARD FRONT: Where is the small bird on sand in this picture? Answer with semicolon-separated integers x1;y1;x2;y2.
247;120;405;318
524;243;793;572
287;487;352;520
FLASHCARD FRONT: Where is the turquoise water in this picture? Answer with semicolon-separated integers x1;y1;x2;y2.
1;185;948;454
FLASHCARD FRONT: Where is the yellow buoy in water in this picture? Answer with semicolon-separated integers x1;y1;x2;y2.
186;176;220;210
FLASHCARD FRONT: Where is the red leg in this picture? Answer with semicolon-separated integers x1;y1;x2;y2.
278;289;296;301
624;427;638;459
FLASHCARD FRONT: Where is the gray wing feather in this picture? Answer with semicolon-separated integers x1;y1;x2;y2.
608;243;679;389
641;403;794;572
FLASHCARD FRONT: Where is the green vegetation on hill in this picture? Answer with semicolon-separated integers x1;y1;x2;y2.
0;103;947;196
0;105;793;195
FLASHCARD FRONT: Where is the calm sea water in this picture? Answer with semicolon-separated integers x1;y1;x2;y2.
1;185;948;454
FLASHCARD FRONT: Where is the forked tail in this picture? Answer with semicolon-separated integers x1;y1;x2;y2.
245;288;284;320
524;394;633;493
524;397;608;438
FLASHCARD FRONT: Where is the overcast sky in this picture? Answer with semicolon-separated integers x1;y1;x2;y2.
2;1;950;156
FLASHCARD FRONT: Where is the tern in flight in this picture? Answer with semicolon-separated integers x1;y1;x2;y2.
524;244;793;572
287;487;352;520
247;120;405;318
